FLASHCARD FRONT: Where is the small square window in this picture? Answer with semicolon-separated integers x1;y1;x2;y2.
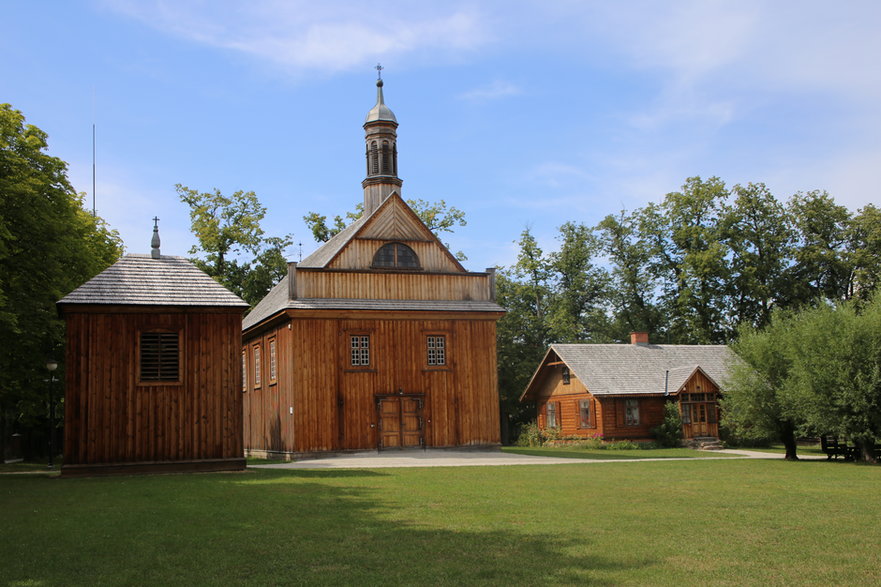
427;335;446;366
350;335;370;367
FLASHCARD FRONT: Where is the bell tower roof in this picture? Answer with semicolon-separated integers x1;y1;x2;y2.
365;65;397;124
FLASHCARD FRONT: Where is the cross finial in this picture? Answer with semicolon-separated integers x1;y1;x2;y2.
151;216;161;258
152;216;160;229
375;63;383;80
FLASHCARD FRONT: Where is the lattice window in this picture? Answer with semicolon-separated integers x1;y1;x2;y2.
372;242;419;269
625;399;640;426
350;335;370;366
269;339;277;383
427;335;446;366
578;399;591;428
253;345;262;387
140;331;180;382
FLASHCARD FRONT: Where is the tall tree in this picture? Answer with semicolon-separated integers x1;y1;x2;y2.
546;222;610;342
177;185;292;306
597;210;664;340
722;314;801;460
720;183;793;329
642;177;731;343
785;190;852;305
0;104;122;458
846;204;881;301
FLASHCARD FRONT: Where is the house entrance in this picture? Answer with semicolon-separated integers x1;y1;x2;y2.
680;393;719;438
376;394;424;449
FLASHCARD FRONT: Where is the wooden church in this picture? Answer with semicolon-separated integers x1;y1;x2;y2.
57;223;249;475
241;77;505;456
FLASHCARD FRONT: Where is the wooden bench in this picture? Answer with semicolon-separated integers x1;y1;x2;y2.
820;435;859;461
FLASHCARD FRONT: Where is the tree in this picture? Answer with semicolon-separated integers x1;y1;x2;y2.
782;296;881;463
721;314;801;460
846;204;881;301
597;210;664;340
177;185;292;306
546;221;610;342
640;177;731;343
720;182;793;330
785;190;852;305
0;103;122;458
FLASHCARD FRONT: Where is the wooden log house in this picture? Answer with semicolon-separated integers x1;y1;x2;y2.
57;223;249;475
520;333;736;441
241;77;505;456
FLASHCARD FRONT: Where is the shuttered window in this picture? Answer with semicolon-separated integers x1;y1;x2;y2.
625;399;640;426
546;402;558;429
140;331;180;382
578;399;592;428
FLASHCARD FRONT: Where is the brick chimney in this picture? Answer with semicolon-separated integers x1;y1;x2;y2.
630;331;649;345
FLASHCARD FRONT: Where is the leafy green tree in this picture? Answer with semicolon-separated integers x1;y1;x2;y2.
720;183;793;329
782;296;881;462
641;177;731;343
597;210;664;340
846;204;881;301
721;314;801;460
0;103;122;458
785;190;852;305
177;185;292;307
546;221;610;342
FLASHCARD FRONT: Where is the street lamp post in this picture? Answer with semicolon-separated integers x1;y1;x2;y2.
45;359;58;469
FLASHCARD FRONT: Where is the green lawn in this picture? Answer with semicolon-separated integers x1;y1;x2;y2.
2;460;879;585
736;443;827;457
501;445;739;459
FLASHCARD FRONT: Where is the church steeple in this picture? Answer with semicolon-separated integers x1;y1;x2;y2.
362;65;402;215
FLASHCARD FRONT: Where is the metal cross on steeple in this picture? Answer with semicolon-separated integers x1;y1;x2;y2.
151;216;161;259
375;63;383;80
152;216;160;229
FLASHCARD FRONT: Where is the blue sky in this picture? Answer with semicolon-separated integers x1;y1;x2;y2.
4;1;880;272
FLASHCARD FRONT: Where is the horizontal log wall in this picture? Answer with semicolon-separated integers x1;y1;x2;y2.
243;314;500;454
63;309;243;466
297;270;493;301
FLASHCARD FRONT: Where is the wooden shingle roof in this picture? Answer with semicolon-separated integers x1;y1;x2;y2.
58;254;248;308
521;343;738;401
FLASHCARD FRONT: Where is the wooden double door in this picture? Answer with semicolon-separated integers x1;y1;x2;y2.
680;394;719;438
376;395;424;449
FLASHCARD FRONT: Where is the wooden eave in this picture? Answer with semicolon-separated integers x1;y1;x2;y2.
58;304;246;316
282;307;505;322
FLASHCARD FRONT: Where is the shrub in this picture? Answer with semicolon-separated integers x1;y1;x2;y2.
515;422;543;447
607;439;640;450
652;401;683;448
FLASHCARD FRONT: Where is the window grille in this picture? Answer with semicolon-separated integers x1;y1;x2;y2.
427;335;446;366
351;335;370;366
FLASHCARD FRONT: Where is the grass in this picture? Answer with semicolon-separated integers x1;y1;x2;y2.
736;443;826;457
2;459;879;585
501;445;739;460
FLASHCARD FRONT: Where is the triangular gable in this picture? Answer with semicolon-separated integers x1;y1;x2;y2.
324;192;467;272
519;347;561;402
666;365;722;395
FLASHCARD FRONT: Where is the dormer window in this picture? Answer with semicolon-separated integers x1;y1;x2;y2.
372;242;420;270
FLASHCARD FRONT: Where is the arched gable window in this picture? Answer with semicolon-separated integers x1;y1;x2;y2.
372;242;420;269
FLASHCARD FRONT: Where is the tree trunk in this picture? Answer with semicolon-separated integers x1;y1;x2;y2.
856;438;877;464
780;421;799;461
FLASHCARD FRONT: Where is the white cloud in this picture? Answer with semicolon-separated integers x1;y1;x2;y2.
103;0;489;74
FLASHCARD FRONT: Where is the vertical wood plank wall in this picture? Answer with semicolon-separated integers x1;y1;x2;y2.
242;313;501;454
63;309;243;465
